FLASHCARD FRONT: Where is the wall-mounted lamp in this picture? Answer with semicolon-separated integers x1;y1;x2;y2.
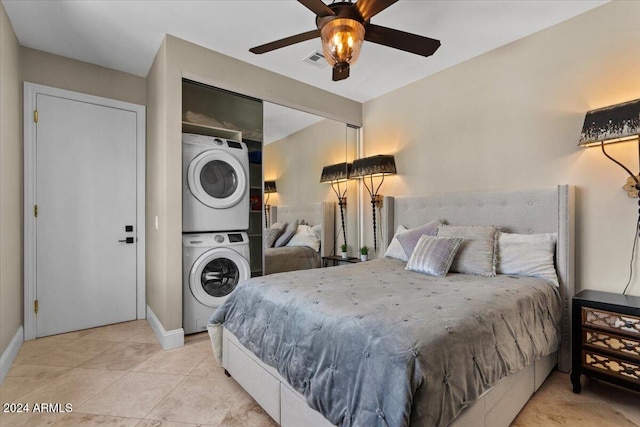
579;98;640;197
320;162;351;247
264;181;277;227
350;155;397;252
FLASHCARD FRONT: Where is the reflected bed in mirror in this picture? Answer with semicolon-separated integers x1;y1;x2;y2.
263;102;359;273
264;202;334;275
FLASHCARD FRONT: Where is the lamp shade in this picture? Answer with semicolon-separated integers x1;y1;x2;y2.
264;181;277;194
579;98;640;147
350;155;397;178
320;162;352;183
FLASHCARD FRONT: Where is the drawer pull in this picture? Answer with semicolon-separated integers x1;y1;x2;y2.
625;366;636;375
626;343;636;351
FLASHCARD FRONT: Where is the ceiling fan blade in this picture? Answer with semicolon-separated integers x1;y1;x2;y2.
364;24;440;57
249;29;320;54
298;0;336;17
332;65;350;81
356;0;398;21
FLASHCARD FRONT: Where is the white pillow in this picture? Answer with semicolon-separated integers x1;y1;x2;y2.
384;225;409;261
497;232;559;286
286;225;321;252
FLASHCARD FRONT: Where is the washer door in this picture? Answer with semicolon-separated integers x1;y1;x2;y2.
187;150;247;209
189;248;250;306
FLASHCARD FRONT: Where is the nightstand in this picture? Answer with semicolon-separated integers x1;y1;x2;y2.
571;290;640;394
322;255;361;267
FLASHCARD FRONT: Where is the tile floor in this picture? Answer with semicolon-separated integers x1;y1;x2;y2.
0;319;638;426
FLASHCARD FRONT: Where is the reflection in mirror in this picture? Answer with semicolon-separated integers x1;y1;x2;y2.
263;102;359;275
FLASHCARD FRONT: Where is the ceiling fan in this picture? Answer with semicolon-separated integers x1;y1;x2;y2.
249;0;441;81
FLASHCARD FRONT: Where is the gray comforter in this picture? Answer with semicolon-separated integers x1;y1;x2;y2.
209;258;561;427
264;245;321;275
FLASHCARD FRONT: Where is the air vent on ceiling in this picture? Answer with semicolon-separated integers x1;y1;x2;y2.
302;50;328;69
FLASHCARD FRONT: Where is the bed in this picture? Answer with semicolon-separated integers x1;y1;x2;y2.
264;202;335;275
208;186;575;427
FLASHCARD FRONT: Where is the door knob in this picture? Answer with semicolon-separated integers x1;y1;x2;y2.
118;237;135;244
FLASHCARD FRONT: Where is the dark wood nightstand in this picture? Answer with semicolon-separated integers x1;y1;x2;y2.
571;290;640;394
322;255;361;267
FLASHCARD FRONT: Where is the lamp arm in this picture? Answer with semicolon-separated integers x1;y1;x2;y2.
601;142;639;185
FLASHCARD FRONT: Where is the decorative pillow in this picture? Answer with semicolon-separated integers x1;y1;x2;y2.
263;227;283;248
286;225;321;252
405;235;464;277
274;220;299;247
396;219;442;258
384;225;409;261
497;232;559;286
437;225;498;276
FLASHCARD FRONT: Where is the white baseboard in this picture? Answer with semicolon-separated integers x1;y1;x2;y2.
1;326;24;384
146;305;184;350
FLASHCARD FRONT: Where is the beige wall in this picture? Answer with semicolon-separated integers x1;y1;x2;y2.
362;1;640;295
21;47;146;106
146;35;363;331
0;2;23;357
264;119;359;254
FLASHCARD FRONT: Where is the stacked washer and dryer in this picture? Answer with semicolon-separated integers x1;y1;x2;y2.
182;133;252;334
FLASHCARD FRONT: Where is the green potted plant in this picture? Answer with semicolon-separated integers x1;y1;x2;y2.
359;246;369;262
341;243;348;259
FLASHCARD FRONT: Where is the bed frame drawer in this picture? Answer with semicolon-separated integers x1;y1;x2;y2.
224;334;281;423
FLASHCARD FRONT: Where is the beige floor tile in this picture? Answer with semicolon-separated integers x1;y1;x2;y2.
144;374;244;425
75;371;184;419
126;326;160;344
14;368;126;408
135;420;215;427
188;353;223;377
184;332;209;344
0;364;71;403
81;321;150;342
0;411;64;426
132;342;210;375
16;339;120;368
218;389;278;427
80;341;161;371
52;413;141;426
13;336;77;364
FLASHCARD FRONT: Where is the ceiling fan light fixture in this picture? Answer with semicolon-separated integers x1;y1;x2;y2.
320;18;365;67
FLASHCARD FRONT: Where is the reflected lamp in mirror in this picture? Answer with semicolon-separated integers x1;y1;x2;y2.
320;162;351;247
579;98;640;198
350;155;397;252
264;181;277;227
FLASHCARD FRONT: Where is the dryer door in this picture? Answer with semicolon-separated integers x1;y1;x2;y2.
189;247;250;307
187;149;247;209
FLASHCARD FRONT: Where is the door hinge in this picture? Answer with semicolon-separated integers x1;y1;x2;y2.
34;205;38;218
34;110;38;123
34;300;39;314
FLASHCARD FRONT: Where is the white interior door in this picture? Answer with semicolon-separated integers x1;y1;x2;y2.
34;93;138;337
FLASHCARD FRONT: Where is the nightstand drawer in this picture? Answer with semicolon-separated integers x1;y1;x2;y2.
583;350;640;385
582;307;640;336
583;328;640;361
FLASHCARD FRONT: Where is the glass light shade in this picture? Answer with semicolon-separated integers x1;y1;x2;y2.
320;18;365;67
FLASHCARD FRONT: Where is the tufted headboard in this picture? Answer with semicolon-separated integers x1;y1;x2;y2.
381;185;575;372
270;201;335;258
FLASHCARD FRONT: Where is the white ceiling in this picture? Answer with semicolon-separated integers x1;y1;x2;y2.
3;0;607;104
263;103;325;145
